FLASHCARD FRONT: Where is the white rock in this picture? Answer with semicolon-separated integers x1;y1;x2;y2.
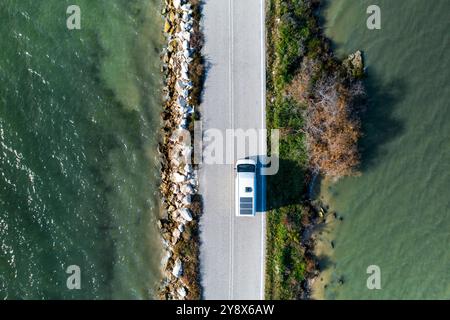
185;22;193;31
181;62;189;74
177;97;188;109
180;31;191;42
182;194;192;205
184;80;193;88
172;172;185;183
171;210;180;219
181;89;189;98
162;250;172;267
170;158;181;167
177;79;192;90
178;119;188;129
181;70;189;80
182;164;192;173
181;146;192;157
180;184;194;195
182;12;190;22
173;0;181;9
176;216;187;224
172;258;183;278
172;229;181;244
183;49;191;59
181;4;192;12
179;208;193;221
186;106;194;114
178;224;184;233
170;184;180;194
177;286;187;298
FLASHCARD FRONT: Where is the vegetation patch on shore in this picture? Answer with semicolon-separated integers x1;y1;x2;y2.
265;0;365;299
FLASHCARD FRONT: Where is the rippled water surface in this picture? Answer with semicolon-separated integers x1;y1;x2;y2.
313;0;450;299
0;0;163;299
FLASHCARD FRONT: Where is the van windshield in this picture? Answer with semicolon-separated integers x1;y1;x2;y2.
237;164;256;173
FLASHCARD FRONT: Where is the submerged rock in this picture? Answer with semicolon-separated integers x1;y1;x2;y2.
345;50;364;77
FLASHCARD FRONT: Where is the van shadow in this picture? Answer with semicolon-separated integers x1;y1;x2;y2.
263;157;307;211
248;155;267;213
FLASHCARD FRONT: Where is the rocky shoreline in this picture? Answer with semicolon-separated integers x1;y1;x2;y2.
301;51;365;298
158;0;204;300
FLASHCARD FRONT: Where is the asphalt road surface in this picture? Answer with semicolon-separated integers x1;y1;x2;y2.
199;0;266;300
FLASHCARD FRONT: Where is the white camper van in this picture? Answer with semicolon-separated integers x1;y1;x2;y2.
235;159;257;217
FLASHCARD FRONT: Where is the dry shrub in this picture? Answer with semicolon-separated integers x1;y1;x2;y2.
305;74;362;178
287;57;319;105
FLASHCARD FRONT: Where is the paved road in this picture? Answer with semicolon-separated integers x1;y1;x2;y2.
199;0;266;300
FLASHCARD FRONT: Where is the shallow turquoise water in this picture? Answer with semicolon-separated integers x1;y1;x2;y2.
0;0;163;299
316;0;450;299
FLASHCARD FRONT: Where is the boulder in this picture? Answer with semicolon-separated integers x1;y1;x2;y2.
162;239;170;248
349;50;363;69
181;62;189;74
181;4;192;12
180;184;194;195
185;106;194;114
162;250;172;267
183;49;191;59
172;258;183;278
164;20;172;33
179;118;188;129
180;146;192;157
181;70;189;80
177;97;188;109
179;208;193;221
170;184;180;194
170;157;181;167
182;163;192;174
182;12;191;23
189;178;197;187
173;228;181;240
172;172;185;183
182;194;192;205
173;0;181;10
345;50;364;77
177;286;187;298
180;31;191;42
